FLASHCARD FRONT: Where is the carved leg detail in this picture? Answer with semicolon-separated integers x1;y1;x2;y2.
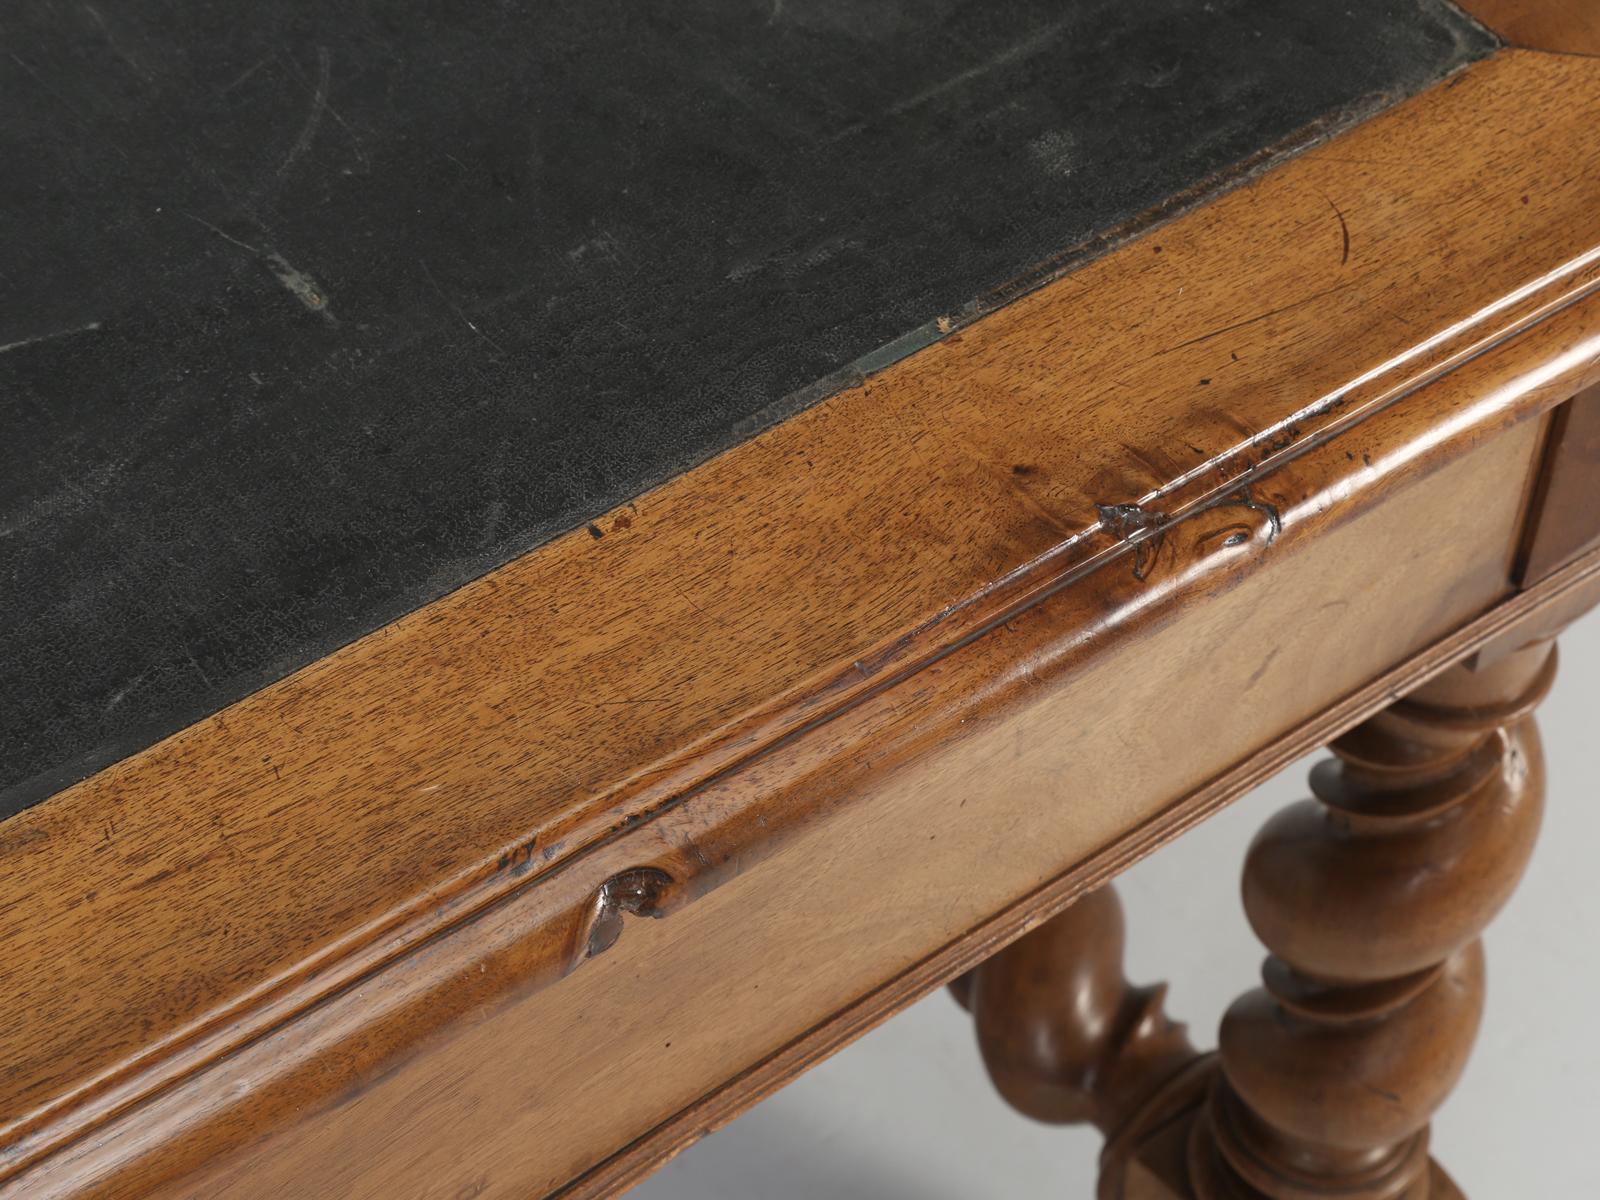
954;886;1211;1198
956;643;1555;1198
1189;642;1555;1200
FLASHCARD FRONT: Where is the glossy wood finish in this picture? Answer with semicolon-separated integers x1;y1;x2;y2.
5;48;1600;1200
1460;0;1600;55
1518;385;1600;583
955;633;1578;1199
1191;643;1556;1199
566;542;1600;1200
22;393;1552;1200
955;886;1215;1200
953;887;1201;1138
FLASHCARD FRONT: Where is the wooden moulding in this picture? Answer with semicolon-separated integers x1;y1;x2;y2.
1517;383;1600;584
565;548;1600;1200
1460;0;1600;56
121;349;1589;1200
3;47;1600;1198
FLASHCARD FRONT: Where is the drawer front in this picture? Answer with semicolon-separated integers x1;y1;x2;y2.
156;416;1549;1199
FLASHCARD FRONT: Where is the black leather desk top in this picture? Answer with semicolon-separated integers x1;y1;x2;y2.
0;0;1492;817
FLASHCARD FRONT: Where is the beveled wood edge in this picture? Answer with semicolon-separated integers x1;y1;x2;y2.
1458;1;1600;56
552;540;1600;1200
10;280;1599;1199
6;47;1600;1182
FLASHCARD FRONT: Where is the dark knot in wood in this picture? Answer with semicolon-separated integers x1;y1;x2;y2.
584;867;676;959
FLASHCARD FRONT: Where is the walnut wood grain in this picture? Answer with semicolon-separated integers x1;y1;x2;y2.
954;886;1214;1200
1460;0;1600;55
4;48;1600;1200
15;380;1555;1200
954;886;1200;1138
1518;384;1600;583
563;544;1600;1200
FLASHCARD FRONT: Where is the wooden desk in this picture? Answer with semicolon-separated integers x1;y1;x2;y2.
2;2;1596;1196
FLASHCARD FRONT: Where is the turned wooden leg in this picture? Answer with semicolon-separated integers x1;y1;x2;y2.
953;885;1212;1198
1188;641;1556;1199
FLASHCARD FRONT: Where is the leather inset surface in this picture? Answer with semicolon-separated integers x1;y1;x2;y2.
0;0;1493;815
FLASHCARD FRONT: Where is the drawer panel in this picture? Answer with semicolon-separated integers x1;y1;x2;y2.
161;417;1548;1198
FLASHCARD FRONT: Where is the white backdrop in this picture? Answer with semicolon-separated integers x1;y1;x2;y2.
630;610;1600;1198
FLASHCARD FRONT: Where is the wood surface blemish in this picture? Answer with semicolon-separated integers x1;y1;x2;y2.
1095;502;1170;580
1323;192;1352;264
584;868;674;959
497;837;540;879
1216;488;1283;541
